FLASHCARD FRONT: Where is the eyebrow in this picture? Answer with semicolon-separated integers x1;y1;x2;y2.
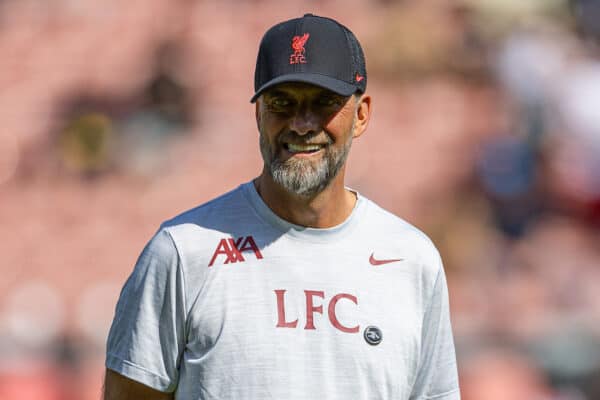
264;90;292;98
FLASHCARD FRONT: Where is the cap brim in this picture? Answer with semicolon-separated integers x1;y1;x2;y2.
250;73;357;103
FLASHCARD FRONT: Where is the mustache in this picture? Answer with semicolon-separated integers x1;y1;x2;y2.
277;130;333;145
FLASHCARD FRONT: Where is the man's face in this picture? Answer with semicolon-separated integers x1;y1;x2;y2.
256;82;361;196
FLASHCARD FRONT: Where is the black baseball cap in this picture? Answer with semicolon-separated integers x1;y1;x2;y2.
251;14;367;103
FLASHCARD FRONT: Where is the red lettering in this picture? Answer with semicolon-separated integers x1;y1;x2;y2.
208;239;230;267
209;236;263;267
275;289;359;333
328;293;359;333
224;238;245;263
304;290;324;330
234;237;244;248
238;236;263;259
274;290;298;328
208;238;245;266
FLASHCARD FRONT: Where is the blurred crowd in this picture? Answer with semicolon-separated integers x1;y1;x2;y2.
1;0;600;399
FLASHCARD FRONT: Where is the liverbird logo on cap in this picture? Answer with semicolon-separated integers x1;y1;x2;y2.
289;33;310;65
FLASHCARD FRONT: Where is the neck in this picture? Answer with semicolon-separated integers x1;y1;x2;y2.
254;169;357;228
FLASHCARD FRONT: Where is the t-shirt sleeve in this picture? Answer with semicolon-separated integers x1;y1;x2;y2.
105;229;187;393
410;258;461;400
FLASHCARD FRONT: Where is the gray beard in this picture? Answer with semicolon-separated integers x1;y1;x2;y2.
259;129;353;197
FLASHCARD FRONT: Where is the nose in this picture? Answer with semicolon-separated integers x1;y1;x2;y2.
289;104;320;136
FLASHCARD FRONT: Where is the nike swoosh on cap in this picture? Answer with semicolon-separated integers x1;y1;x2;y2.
369;253;404;266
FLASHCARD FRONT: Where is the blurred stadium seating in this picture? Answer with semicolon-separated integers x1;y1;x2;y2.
1;0;599;399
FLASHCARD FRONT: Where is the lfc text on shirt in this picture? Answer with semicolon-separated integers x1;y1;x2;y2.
274;289;359;333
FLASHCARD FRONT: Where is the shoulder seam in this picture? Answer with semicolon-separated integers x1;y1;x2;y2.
162;185;242;225
162;229;187;332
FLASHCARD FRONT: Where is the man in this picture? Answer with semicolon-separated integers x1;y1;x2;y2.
104;14;460;400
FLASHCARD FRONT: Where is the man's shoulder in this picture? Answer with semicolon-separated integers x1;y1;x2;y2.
362;197;432;241
161;183;250;230
361;196;441;267
154;182;272;261
144;183;263;269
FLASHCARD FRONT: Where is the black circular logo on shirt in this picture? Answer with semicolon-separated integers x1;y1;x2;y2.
364;326;383;346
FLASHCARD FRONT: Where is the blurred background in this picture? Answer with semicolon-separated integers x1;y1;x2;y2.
1;0;600;398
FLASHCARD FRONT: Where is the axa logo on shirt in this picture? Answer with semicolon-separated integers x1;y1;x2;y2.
208;236;263;267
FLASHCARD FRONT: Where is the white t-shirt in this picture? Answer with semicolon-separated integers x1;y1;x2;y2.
106;182;460;400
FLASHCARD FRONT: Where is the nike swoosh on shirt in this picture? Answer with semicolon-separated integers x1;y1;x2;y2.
369;253;404;266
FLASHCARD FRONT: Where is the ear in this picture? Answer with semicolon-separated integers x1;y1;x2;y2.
255;100;261;130
352;94;372;139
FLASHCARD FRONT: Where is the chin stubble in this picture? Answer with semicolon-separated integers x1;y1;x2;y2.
259;125;354;197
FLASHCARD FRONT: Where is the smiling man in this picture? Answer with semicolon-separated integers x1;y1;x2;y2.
255;82;366;228
104;14;460;400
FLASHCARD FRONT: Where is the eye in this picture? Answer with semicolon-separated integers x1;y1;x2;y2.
270;97;293;107
316;95;343;107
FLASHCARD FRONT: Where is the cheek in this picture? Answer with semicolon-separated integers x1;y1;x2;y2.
261;112;289;133
258;117;283;143
324;107;355;138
